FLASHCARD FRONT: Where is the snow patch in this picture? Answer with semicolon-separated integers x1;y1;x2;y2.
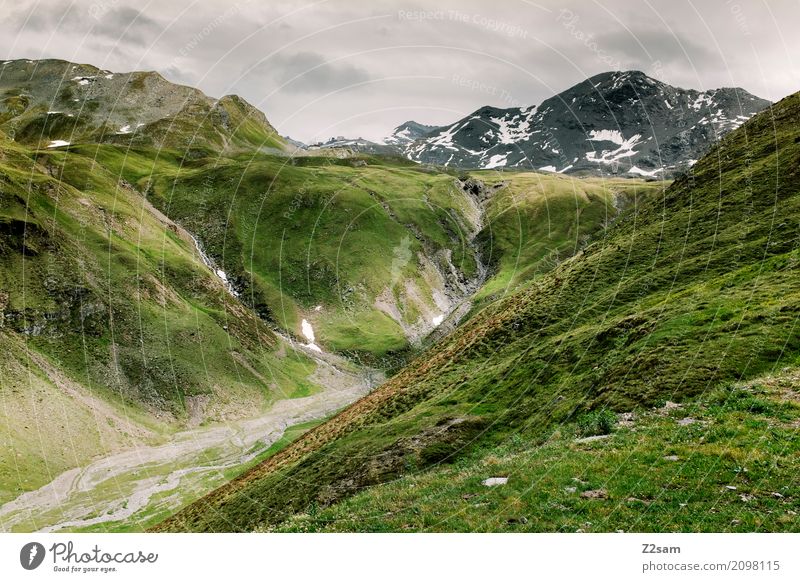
628;166;661;177
432;314;444;326
691;93;713;111
483;153;508;169
301;319;322;352
46;140;70;148
489;111;533;145
586;129;625;145
585;131;642;165
425;122;465;152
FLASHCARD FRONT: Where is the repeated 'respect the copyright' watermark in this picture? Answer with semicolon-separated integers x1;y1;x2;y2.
398;9;529;39
451;74;524;108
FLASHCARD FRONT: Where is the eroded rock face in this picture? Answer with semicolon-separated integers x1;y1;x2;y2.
371;178;489;346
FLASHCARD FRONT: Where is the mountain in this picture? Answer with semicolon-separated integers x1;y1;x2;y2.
310;121;444;156
0;127;341;525
0;59;485;529
384;120;442;146
2;57;794;533
0;59;286;153
0;60;669;532
156;89;800;533
307;135;399;156
282;135;308;150
398;71;770;175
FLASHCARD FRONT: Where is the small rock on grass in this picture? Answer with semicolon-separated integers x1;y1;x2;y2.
574;434;612;444
580;489;608;499
617;413;636;428
660;401;682;413
663;455;680;461
482;477;508;486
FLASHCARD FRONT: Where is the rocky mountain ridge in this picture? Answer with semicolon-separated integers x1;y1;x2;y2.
387;70;770;176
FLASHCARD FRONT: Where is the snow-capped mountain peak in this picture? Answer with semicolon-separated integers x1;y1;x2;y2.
393;70;770;176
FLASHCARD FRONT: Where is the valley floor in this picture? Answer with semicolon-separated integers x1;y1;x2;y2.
0;346;378;532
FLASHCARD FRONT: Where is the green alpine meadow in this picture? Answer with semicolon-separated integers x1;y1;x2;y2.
155;90;800;533
0;48;797;537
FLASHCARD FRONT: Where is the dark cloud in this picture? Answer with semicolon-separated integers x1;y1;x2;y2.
98;7;162;44
12;1;160;44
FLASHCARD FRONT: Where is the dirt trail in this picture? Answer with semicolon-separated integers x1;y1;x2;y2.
0;346;378;532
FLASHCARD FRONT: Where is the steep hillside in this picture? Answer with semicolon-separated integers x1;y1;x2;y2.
137;154;485;361
0;59;286;152
136;152;661;361
470;172;664;308
401;71;770;175
0;132;329;512
156;90;800;532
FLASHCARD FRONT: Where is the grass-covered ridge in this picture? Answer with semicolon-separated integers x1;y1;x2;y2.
155;91;800;532
472;171;664;309
0;59;286;153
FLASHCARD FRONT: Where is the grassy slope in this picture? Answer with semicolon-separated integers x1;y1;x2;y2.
0;132;638;510
0;137;317;503
98;146;655;361
156;91;800;532
473;172;664;307
273;370;799;532
140;154;482;359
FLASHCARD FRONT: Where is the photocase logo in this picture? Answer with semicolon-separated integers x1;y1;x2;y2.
20;542;46;570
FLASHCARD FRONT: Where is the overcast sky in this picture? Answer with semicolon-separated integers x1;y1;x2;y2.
1;0;797;142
